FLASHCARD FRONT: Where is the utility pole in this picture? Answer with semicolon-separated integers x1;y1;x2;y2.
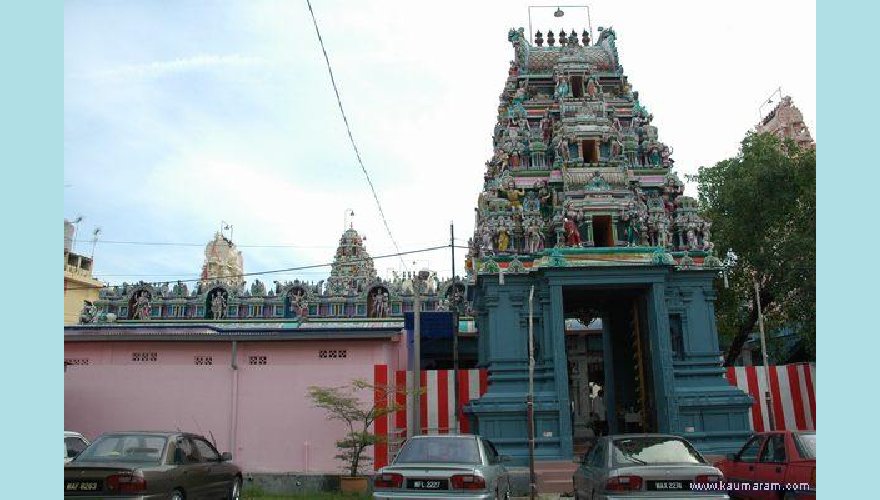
754;277;775;430
408;270;430;437
451;222;459;433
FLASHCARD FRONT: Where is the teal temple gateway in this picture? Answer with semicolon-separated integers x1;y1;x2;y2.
461;27;753;462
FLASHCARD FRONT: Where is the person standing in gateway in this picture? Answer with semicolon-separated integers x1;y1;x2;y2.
591;389;607;436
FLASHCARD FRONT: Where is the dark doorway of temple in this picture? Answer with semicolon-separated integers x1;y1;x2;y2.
582;140;599;163
592;215;614;247
563;287;656;453
570;75;583;98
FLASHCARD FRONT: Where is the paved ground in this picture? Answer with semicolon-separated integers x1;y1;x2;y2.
511;495;571;500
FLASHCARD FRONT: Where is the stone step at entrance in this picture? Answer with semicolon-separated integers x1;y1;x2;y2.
533;460;578;495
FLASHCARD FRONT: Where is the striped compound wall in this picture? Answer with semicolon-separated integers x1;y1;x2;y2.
373;366;488;469
372;363;816;469
725;363;816;432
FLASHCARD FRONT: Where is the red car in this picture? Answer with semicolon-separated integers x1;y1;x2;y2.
716;431;815;499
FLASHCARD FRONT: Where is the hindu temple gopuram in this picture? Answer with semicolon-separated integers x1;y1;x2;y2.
461;27;753;460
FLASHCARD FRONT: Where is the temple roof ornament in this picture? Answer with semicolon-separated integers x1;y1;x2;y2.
86;227;462;323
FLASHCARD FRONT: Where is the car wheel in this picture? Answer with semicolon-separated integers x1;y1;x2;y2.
229;477;242;500
171;489;185;500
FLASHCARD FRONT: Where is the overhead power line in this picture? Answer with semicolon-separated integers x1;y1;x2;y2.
305;0;407;270
63;244;451;292
67;239;336;249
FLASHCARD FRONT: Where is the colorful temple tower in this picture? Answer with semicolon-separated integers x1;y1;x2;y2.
463;27;753;461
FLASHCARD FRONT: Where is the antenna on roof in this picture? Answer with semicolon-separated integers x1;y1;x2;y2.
90;227;102;259
70;215;84;254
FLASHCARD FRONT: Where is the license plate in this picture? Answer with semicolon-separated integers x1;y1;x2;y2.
647;480;690;491
65;480;102;492
407;479;448;490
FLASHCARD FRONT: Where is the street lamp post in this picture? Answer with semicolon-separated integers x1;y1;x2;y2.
724;248;775;430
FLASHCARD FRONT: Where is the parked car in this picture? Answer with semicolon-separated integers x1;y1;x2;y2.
715;431;815;499
64;431;241;499
373;434;511;499
65;431;90;464
573;434;729;499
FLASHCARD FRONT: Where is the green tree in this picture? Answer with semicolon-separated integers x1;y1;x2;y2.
694;132;815;365
308;379;404;477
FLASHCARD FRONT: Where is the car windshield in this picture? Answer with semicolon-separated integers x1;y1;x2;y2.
75;434;168;464
794;432;816;459
394;437;481;464
612;437;705;466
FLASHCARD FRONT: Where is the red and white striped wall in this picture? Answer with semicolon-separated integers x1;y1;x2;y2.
372;366;488;469
725;363;816;432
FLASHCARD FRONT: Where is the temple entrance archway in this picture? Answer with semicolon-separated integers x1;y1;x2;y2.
562;286;656;451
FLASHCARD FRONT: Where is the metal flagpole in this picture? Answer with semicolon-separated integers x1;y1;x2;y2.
527;285;537;500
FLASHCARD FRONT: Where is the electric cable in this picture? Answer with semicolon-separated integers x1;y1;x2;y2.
64;244;452;291
305;0;406;269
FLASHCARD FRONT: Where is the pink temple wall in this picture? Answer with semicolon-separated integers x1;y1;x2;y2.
65;337;405;473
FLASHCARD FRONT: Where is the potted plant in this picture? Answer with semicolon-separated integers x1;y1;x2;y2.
308;379;404;493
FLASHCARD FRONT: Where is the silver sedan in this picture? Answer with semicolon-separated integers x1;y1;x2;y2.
373;434;511;499
573;434;730;499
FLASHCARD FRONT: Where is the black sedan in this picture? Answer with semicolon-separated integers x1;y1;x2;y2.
64;431;241;500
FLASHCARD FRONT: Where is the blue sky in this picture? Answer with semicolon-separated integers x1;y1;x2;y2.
63;0;816;288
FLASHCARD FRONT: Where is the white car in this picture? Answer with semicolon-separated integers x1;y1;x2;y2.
64;431;90;464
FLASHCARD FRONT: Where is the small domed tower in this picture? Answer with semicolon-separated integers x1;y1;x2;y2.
326;226;377;296
199;231;244;289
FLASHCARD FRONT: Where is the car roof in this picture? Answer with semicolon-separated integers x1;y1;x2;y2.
97;431;188;438
606;434;692;441
408;434;477;439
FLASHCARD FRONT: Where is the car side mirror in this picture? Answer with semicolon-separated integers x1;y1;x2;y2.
221;452;233;462
726;453;737;462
